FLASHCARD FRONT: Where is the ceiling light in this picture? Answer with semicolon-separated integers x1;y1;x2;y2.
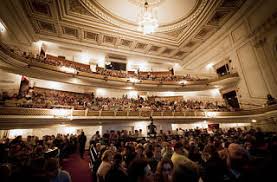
137;1;158;35
206;63;214;69
129;77;139;83
52;109;71;118
179;80;187;85
125;86;134;90
0;22;5;32
251;119;257;123
206;112;216;118
60;66;77;74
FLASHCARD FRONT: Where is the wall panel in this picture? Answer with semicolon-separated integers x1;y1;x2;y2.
237;43;268;98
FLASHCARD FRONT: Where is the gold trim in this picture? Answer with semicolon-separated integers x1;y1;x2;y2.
80;0;208;32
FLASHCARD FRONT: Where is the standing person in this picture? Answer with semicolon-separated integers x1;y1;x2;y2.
90;131;100;146
171;142;198;172
78;131;87;159
147;116;157;138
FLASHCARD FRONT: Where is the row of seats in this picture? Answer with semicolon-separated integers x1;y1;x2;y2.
0;42;208;82
0;87;229;111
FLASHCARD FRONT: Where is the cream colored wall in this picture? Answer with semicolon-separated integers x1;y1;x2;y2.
6;125;102;149
31;78;95;94
0;70;21;95
6;125;101;139
182;0;277;108
172;122;251;130
251;118;277;132
102;121;172;137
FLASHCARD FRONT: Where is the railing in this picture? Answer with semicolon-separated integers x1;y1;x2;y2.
0;105;276;118
0;42;239;87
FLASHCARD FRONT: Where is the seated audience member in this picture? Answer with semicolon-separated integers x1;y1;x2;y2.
154;159;174;182
128;159;153;182
105;153;128;182
266;94;277;105
97;149;113;181
172;163;200;182
45;157;72;182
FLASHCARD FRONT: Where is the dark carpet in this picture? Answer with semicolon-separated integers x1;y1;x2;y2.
62;151;92;182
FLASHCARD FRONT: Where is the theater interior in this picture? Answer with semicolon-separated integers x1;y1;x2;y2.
0;0;276;182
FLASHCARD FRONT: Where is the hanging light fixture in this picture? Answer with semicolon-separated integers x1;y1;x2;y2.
137;1;159;35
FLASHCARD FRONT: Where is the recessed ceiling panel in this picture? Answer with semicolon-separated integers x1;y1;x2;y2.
95;0;197;25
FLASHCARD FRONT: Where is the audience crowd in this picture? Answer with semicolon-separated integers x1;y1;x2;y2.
89;127;277;182
0;133;77;181
0;43;207;82
0;87;229;111
0;127;276;182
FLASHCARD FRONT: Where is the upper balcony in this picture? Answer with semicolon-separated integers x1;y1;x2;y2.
0;42;239;92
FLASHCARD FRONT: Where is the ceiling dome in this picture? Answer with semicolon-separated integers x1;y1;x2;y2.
81;0;206;32
95;0;198;25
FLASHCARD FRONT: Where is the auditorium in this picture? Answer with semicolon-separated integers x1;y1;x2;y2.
0;0;276;181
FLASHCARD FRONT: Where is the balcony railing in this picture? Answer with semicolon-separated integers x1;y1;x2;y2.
0;105;276;118
0;42;239;90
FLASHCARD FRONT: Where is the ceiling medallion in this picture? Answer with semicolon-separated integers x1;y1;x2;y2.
128;0;165;7
137;1;159;34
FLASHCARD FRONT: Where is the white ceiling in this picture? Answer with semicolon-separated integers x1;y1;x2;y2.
95;0;197;25
0;0;247;69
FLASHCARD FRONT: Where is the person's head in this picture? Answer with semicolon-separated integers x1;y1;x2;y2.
201;144;217;162
44;158;59;178
128;159;152;182
172;164;199;182
96;143;101;151
101;149;114;162
136;144;144;155
227;143;248;171
267;94;273;100
154;144;162;160
174;142;184;154
156;159;173;179
113;153;123;167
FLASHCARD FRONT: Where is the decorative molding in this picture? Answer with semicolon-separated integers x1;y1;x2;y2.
11;0;246;61
80;0;208;32
250;11;277;47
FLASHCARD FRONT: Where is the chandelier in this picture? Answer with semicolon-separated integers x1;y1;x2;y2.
137;1;159;34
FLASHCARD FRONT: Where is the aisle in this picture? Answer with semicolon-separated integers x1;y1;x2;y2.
61;151;92;182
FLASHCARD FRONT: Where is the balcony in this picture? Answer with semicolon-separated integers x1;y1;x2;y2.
0;105;276;129
0;42;239;91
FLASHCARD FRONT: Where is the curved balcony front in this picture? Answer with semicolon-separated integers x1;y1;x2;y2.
0;43;239;91
0;105;276;129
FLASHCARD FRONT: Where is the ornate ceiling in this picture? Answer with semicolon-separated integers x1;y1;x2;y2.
9;0;246;63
